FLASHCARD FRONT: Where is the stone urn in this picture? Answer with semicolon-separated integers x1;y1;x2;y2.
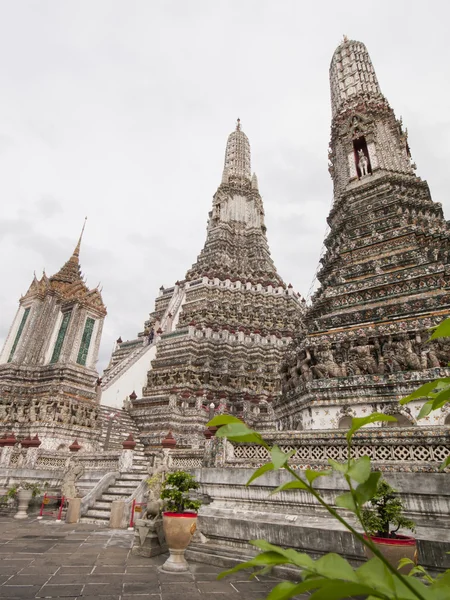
161;512;197;572
14;489;33;520
363;534;417;573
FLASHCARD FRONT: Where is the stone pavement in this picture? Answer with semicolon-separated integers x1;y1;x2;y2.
0;517;308;599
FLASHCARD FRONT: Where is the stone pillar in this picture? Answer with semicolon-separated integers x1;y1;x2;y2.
0;447;14;467
65;498;81;524
25;447;39;469
109;500;125;529
119;449;134;473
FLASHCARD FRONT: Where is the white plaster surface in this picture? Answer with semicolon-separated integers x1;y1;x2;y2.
101;344;157;408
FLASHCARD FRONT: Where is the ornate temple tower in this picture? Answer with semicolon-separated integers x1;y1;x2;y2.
277;38;450;430
0;229;107;449
103;122;305;447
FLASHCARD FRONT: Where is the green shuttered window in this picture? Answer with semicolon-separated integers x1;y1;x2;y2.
77;317;95;366
8;307;31;362
50;311;71;364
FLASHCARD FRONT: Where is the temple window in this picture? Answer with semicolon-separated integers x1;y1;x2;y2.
77;317;95;366
50;311;72;364
338;416;352;429
385;413;412;427
7;307;30;362
353;137;371;178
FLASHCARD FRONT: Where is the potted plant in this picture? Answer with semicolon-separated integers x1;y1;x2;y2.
160;470;201;572
10;482;44;520
361;478;417;572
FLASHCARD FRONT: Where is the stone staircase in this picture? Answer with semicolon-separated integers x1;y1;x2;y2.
80;405;148;525
98;405;141;450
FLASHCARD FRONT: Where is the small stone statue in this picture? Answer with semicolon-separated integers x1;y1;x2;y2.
61;458;85;499
358;149;369;177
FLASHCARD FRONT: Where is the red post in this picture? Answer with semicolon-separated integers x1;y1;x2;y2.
37;493;46;519
56;496;65;522
129;499;136;529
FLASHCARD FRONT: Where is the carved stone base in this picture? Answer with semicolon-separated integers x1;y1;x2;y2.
160;548;189;572
131;518;167;558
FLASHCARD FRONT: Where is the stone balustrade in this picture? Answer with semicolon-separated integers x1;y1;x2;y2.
223;426;450;473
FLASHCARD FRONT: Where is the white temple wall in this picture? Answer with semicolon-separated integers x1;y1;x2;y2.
101;344;157;408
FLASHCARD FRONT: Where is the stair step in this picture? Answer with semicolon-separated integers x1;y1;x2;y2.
85;509;111;519
120;473;145;481
93;501;113;510
102;493;126;501
108;487;136;495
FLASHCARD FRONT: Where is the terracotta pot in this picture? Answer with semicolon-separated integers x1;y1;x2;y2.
161;512;197;572
14;489;32;520
363;534;418;573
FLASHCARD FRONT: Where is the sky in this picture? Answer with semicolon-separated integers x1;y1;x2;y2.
1;1;450;371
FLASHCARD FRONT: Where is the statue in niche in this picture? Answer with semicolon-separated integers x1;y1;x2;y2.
145;452;170;520
61;458;85;499
312;343;343;379
395;334;422;371
297;348;313;383
348;336;378;375
382;336;402;373
29;401;37;422
358;149;369;177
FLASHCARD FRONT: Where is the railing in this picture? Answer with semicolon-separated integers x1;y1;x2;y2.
225;426;450;472
170;449;204;469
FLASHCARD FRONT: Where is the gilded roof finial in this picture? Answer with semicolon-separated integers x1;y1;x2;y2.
74;217;87;258
236;118;241;131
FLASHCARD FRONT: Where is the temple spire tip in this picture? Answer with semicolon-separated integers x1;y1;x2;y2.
74;217;87;258
236;118;241;131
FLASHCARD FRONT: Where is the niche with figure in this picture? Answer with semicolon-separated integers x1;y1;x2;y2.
353;137;372;178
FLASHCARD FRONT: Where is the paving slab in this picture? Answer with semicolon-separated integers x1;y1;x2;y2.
0;517;307;599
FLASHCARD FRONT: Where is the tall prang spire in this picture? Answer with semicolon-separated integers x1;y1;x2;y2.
277;38;450;434
185;121;282;284
223;118;251;181
328;38;415;198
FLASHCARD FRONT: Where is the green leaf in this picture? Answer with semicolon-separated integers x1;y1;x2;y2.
347;455;371;484
266;579;327;600
417;400;434;419
431;385;450;410
356;557;396;595
400;378;450;404
250;540;315;570
429;317;450;340
305;469;332;484
335;491;357;513
217;551;289;579
271;445;295;469
313;553;358;581
439;455;450;471
309;582;382;600
347;414;397;442
246;462;275;485
270;480;310;495
207;415;243;427
354;472;381;505
328;459;348;474
215;423;266;445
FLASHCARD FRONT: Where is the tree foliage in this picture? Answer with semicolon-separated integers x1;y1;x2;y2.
361;479;416;538
160;470;201;513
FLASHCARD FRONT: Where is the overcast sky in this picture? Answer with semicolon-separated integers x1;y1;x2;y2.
1;1;449;371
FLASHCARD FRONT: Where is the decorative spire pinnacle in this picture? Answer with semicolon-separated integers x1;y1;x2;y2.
50;221;87;284
73;217;87;258
330;39;383;118
223;119;251;181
